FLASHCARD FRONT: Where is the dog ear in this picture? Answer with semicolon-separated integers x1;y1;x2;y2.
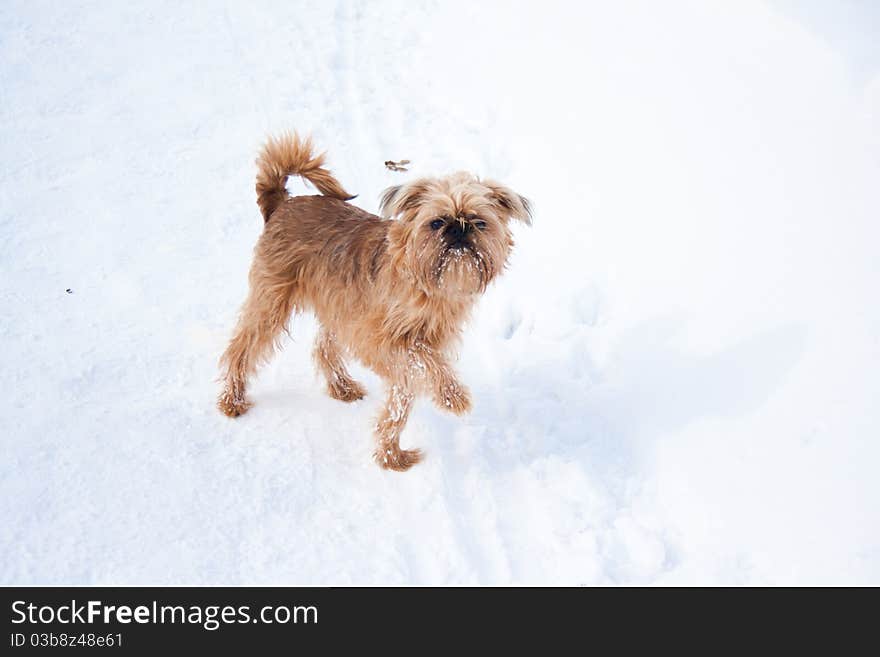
485;180;533;225
379;181;430;218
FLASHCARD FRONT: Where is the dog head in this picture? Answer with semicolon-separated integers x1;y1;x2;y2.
380;173;531;295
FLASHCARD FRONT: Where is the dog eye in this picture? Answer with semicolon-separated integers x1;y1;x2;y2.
430;218;445;230
473;220;487;230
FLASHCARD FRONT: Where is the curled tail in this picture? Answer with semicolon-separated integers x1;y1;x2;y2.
255;132;355;222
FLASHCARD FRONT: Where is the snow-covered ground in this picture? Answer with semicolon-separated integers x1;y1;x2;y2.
2;0;878;585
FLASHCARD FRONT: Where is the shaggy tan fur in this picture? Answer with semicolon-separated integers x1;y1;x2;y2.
219;132;531;471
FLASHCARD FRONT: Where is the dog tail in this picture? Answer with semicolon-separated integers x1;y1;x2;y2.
255;132;355;221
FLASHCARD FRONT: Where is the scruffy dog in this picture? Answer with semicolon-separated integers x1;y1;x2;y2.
218;133;531;471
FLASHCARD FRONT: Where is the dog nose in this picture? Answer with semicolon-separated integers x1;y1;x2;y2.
446;221;469;240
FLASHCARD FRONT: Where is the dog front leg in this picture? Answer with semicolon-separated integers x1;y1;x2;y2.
409;346;472;416
432;372;472;416
374;383;422;471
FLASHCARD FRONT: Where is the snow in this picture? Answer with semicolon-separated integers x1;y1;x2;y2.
2;0;879;585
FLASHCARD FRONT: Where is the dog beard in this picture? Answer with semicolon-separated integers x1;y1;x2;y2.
434;243;490;294
402;226;499;297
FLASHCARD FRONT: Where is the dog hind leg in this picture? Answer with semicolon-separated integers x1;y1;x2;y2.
218;268;298;417
313;328;366;402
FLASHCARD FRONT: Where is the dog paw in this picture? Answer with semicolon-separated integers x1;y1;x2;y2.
217;390;252;417
435;382;472;416
327;377;367;402
374;445;423;472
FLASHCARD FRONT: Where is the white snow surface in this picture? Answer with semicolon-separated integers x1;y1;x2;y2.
2;0;879;585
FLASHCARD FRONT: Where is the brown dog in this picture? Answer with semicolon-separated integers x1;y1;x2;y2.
218;133;531;470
